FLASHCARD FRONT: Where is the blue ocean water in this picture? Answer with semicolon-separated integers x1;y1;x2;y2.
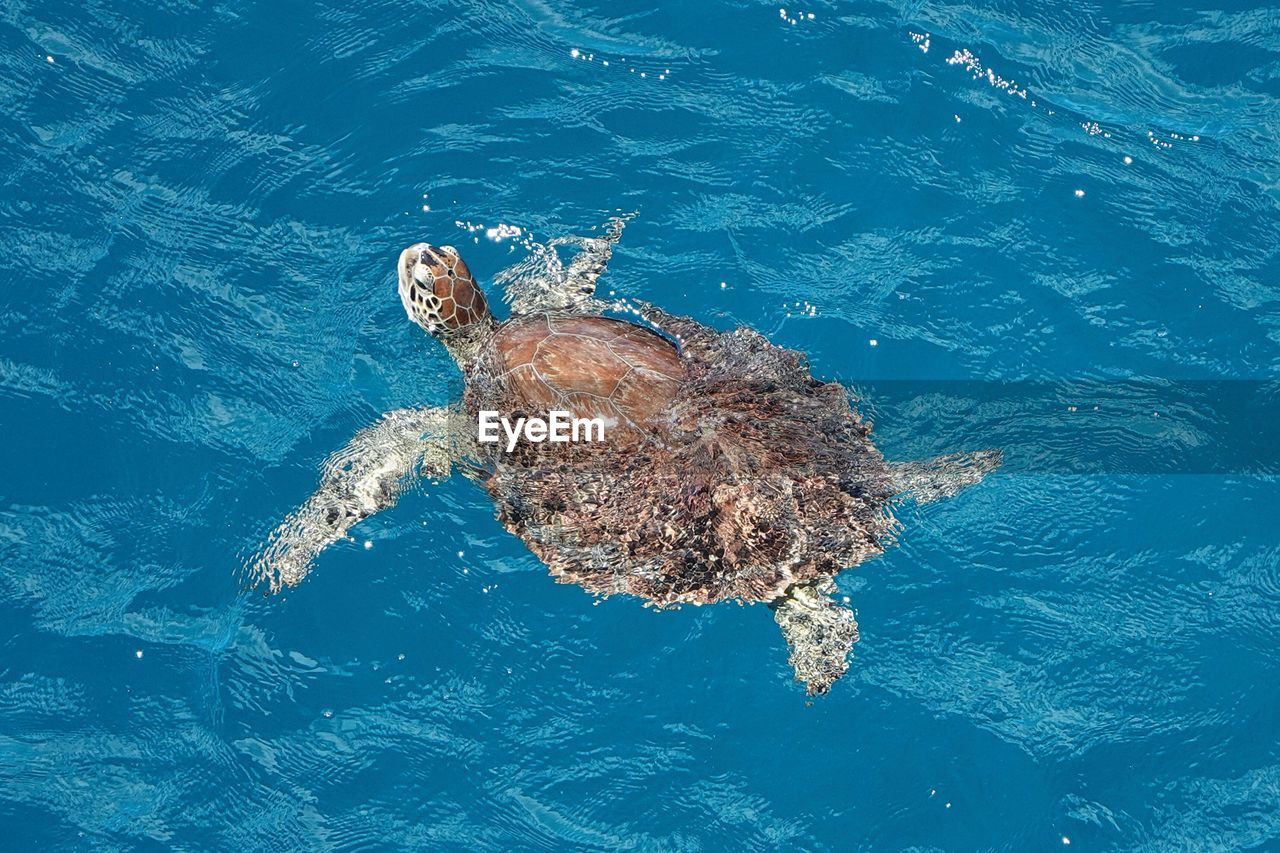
2;0;1279;848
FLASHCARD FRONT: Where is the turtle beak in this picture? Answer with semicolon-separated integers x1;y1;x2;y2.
397;243;435;332
418;244;457;268
401;243;436;284
399;243;425;283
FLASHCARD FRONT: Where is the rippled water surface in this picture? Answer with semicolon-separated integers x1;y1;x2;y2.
3;0;1279;848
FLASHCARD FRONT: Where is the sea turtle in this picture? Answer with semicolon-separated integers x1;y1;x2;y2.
253;218;1000;694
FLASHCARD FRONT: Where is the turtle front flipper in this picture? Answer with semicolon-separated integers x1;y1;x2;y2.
250;406;453;592
771;580;859;695
498;214;632;315
555;213;630;302
889;449;1002;504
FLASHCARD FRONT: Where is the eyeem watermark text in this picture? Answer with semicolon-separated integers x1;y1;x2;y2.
478;410;606;452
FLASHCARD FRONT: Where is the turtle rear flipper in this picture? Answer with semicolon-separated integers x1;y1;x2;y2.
772;581;859;695
889;449;1002;505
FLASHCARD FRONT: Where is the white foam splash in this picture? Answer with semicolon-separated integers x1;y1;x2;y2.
778;7;815;25
570;48;668;81
946;49;1027;98
919;34;1209;154
454;219;534;247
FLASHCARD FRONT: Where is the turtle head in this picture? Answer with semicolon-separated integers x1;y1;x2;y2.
398;243;494;365
398;243;492;334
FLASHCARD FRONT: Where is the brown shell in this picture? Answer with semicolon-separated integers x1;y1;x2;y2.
476;313;686;435
464;311;899;607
